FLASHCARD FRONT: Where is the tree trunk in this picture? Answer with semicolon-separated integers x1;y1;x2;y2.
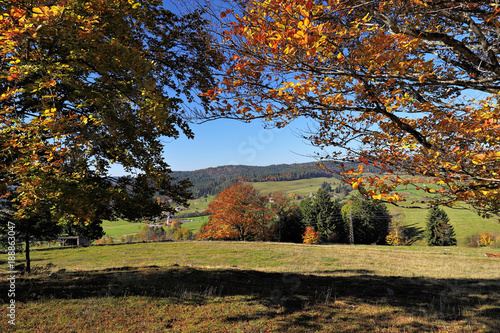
25;233;30;274
278;214;282;243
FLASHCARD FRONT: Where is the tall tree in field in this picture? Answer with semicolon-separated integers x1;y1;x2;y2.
425;206;457;246
206;0;500;217
341;196;391;245
0;0;220;272
198;183;275;241
314;188;344;242
299;188;344;242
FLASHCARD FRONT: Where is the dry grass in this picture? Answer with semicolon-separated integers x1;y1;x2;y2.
17;241;500;279
1;242;499;332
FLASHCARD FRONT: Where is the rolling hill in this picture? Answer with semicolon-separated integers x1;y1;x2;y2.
172;161;374;198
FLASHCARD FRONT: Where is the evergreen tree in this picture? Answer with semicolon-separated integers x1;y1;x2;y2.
425;207;457;246
299;188;344;242
279;206;304;243
341;196;391;245
0;203;60;273
321;181;332;193
269;192;304;243
299;197;315;228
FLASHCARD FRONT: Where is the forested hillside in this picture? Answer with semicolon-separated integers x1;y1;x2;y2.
173;162;374;198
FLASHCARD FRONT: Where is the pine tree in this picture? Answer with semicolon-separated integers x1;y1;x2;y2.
425;207;457;246
341;196;391;245
299;188;344;242
314;189;344;242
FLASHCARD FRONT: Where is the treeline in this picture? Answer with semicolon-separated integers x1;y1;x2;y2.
198;183;458;247
173;162;377;198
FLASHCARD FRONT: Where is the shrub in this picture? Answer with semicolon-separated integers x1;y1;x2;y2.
139;226;165;242
464;232;499;248
385;219;408;246
170;220;182;230
173;227;193;240
302;226;321;244
95;237;105;245
479;232;494;246
386;229;405;246
105;236;114;245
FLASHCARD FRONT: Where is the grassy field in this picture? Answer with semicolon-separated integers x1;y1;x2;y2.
102;217;207;240
249;177;342;197
181;216;208;233
1;241;499;332
388;206;500;246
102;219;146;237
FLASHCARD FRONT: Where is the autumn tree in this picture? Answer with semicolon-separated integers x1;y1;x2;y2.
385;220;407;246
206;0;500;217
302;226;320;244
0;0;220;269
198;183;275;241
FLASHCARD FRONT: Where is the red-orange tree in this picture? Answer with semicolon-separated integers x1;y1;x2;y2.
198;183;275;241
207;0;500;217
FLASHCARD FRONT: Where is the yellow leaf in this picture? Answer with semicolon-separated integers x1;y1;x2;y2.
362;13;371;22
43;108;56;116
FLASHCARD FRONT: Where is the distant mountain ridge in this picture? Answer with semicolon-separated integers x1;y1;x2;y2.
173;162;347;198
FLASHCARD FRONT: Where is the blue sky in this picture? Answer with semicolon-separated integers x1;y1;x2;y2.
162;118;319;171
108;1;321;175
155;2;319;172
109;117;320;175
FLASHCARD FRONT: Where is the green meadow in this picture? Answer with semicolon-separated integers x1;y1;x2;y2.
250;177;341;197
102;219;146;237
1;242;499;332
62;177;499;332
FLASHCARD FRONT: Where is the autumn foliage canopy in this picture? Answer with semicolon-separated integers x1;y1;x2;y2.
207;0;500;217
0;0;219;223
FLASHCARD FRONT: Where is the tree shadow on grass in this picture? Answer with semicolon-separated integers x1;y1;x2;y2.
1;265;499;332
404;223;425;244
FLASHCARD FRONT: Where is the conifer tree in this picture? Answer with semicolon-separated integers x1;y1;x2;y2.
300;188;344;242
425;207;457;246
341;196;391;245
